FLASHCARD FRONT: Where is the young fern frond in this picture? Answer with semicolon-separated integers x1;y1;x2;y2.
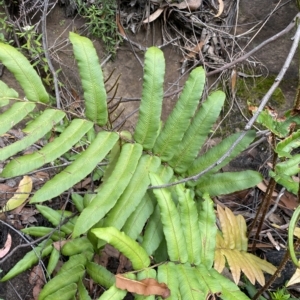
169;90;225;174
153;67;205;161
69;32;108;126
0;42;49;103
134;47;165;149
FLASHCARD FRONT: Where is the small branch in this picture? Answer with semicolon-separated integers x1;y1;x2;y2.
207;12;300;77
41;0;61;109
150;16;300;189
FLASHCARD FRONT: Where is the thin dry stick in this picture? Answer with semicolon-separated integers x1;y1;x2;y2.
41;0;61;109
150;16;300;189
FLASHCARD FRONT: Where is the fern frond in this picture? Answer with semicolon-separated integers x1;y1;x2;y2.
0;42;49;103
0;102;36;135
149;173;188;263
134;47;165;149
142;165;174;255
153;67;205;161
91;227;150;270
0;109;65;161
2;118;93;177
69;32;108;125
29;131;119;203
38;264;85;300
157;263;180;300
169;90;225;174
122;192;155;240
209;268;251;300
86;261;115;289
187;130;256;180
103;155;161;230
73;143;143;237
0;80;18;105
141;204;163;256
176;184;201;265
198;193;217;269
177;263;206;299
196;171;262;197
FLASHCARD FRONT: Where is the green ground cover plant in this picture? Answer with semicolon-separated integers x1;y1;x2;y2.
0;32;270;299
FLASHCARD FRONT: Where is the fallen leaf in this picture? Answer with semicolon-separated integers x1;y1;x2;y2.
0;233;12;258
181;40;206;62
116;13;126;37
214;0;224;17
143;8;165;23
287;263;300;287
53;240;67;251
231;69;237;94
116;274;170;298
29;265;44;300
0;176;32;213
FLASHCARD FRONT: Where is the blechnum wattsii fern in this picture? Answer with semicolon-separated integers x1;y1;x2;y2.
0;32;268;299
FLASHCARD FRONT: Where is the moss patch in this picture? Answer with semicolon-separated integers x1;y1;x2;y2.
236;75;286;108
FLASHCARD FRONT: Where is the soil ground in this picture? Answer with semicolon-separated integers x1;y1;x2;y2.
0;1;299;299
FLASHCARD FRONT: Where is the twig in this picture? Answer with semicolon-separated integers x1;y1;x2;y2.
41;0;61;109
150;16;300;189
207;12;300;77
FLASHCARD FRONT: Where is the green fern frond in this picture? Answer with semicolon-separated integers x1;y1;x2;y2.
73;143;143;237
169;90;225;174
0;109;65;161
91;227;150;270
29;131;119;203
196;171;263;197
153;67;205;161
187;130;256;186
103;155;161;230
0;42;49;103
149;173;188;263
134;47;165;149
0;102;36;135
69;32;108;125
2;117;90;176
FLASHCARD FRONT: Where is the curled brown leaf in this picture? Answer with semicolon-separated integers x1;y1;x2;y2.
116;274;170;298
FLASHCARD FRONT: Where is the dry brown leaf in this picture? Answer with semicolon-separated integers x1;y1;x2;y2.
53;240;67;251
115;274;170;298
0;233;12;258
215;205;276;285
0;176;32;213
116;13;126;37
181;40;205;62
287;266;300;287
231;69;237;93
29;265;44;300
214;0;224;17
143;8;165;23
